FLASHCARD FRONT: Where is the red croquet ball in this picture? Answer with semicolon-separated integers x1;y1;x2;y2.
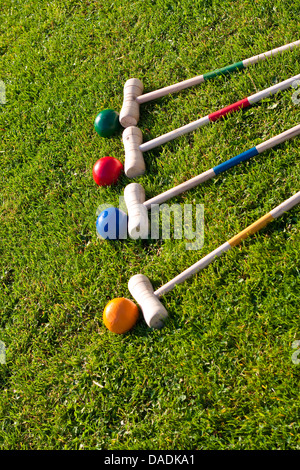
92;156;123;186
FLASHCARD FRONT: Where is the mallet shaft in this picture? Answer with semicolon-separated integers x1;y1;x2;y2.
143;124;300;208
242;40;300;67
154;191;300;298
136;40;300;105
144;169;215;208
136;76;205;105
140;74;300;152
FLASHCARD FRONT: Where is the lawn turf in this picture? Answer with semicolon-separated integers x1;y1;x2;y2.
0;0;299;450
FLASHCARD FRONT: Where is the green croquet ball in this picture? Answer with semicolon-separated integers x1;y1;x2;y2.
94;109;121;137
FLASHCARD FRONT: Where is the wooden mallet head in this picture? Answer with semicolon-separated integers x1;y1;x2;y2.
119;78;144;128
122;126;145;178
128;274;168;329
124;183;148;239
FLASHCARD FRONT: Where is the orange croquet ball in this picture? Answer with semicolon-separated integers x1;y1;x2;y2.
103;298;139;334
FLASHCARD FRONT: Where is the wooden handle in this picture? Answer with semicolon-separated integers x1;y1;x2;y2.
136;75;205;104
144;169;215;208
270;191;300;219
154;242;231;297
248;74;300;105
140;116;210;152
256;123;300;153
154;191;300;298
243;40;300;67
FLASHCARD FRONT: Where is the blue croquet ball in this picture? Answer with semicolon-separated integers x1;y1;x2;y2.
96;207;128;240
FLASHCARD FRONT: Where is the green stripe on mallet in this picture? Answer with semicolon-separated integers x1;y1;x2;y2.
203;61;244;81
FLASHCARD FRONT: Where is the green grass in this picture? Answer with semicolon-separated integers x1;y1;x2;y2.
0;0;300;450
